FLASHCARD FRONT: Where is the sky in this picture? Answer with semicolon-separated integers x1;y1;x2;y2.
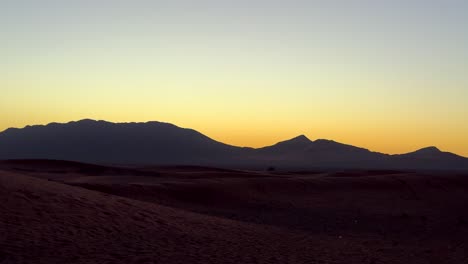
1;0;468;156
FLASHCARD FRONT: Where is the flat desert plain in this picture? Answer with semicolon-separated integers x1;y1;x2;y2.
1;160;468;264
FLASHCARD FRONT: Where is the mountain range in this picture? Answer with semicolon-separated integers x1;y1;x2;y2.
1;119;467;170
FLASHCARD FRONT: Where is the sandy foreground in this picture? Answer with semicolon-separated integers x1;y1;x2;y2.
1;160;468;263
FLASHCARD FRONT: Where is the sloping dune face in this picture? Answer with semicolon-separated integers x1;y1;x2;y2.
0;172;312;264
70;171;468;264
1;162;468;263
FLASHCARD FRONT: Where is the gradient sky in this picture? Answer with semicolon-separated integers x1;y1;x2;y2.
1;0;468;156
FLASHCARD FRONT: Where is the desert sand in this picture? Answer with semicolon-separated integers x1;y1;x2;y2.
1;160;468;263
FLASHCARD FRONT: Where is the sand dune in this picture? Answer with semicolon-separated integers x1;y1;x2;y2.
1;161;468;263
0;171;308;264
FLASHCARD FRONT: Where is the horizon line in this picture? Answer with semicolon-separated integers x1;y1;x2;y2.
1;118;466;158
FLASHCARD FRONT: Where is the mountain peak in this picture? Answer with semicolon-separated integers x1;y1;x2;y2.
76;119;98;123
290;135;311;143
415;146;441;154
72;119;107;125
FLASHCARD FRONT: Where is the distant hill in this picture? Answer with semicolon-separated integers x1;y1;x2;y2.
255;135;383;166
0;119;467;170
0;119;242;165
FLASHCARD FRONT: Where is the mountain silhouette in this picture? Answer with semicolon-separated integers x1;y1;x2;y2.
256;135;313;155
0;120;241;165
0;119;467;170
388;146;468;170
255;136;384;168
